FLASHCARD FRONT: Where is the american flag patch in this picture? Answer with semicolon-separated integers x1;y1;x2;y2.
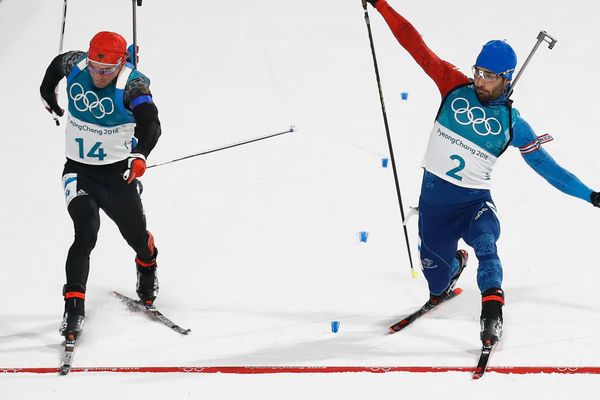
519;133;554;154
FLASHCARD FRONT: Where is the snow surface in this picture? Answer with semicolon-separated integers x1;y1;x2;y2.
1;0;600;398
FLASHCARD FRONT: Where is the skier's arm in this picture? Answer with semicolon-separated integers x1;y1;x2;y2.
40;55;67;116
125;77;161;158
40;51;86;116
515;116;593;203
121;78;161;183
130;101;161;158
373;0;469;96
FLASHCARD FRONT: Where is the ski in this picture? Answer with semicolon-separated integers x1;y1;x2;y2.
59;334;77;375
388;288;463;334
473;344;494;379
111;291;191;335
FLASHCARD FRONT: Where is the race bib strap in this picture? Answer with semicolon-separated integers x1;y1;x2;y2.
67;56;88;83
115;65;133;90
115;66;133;113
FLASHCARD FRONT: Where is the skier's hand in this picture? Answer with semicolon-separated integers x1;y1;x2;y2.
123;153;147;184
364;0;379;7
41;93;64;117
591;191;600;207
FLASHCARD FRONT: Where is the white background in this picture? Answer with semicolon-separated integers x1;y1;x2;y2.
1;0;600;398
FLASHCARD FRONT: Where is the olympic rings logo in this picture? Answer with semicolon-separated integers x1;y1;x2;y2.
69;83;114;119
451;97;501;136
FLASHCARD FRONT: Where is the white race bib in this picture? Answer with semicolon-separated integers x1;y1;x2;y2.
65;115;136;165
422;122;498;189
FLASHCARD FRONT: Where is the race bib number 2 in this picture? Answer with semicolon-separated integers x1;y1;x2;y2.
446;154;465;181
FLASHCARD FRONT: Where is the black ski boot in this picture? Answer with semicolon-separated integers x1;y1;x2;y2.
59;291;85;339
447;249;468;294
480;288;504;347
136;252;159;305
429;250;468;305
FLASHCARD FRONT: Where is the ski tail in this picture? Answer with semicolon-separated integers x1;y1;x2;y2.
388;288;463;334
111;291;191;335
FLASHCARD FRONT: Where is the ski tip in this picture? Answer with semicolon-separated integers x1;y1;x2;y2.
472;366;486;379
388;320;408;334
453;287;464;295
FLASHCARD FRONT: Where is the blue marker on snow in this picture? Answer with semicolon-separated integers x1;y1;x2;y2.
360;231;369;243
331;321;340;333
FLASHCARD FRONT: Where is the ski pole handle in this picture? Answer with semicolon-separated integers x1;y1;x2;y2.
509;30;557;97
538;31;557;50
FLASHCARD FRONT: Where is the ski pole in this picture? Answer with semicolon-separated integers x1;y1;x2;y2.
58;0;68;54
131;0;142;67
50;0;69;126
147;126;296;169
361;0;416;277
508;31;557;97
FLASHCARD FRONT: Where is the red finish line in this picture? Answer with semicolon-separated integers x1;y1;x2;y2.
2;366;600;374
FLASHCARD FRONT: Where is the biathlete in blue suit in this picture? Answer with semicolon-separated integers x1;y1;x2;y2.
366;0;600;346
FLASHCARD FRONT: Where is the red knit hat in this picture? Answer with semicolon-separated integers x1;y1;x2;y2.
88;31;127;65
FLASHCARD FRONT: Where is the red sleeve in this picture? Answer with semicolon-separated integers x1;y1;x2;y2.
375;0;470;97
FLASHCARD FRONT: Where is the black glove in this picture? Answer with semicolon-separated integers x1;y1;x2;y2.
41;92;64;117
365;0;379;6
591;191;600;207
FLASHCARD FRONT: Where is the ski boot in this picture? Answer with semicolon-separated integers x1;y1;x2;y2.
480;288;504;346
429;250;469;305
447;249;468;294
136;253;159;306
59;291;85;339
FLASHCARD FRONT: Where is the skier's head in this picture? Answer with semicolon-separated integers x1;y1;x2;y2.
88;31;128;65
475;40;517;80
87;31;127;88
473;40;517;103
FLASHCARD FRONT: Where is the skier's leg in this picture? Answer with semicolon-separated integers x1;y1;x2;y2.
60;174;101;338
102;179;158;303
464;200;504;345
463;201;502;294
418;202;463;296
64;195;100;293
